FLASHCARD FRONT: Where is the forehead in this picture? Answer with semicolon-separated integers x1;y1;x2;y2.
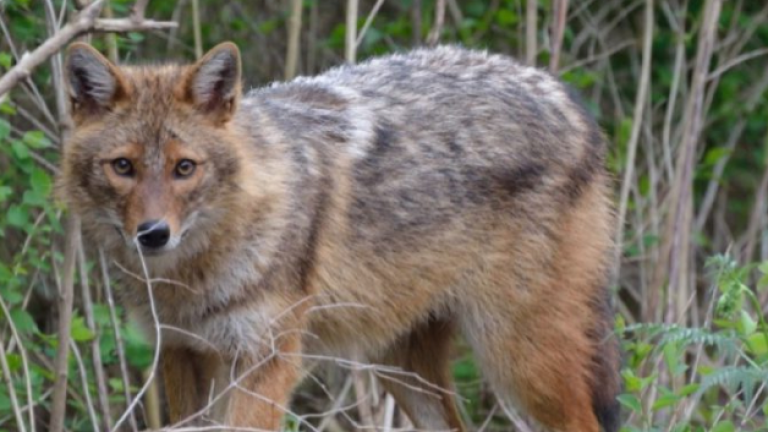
122;64;186;123
95;65;199;153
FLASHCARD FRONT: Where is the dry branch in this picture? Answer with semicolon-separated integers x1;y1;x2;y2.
659;0;722;323
191;0;202;59
345;0;359;63
355;0;386;49
525;0;537;65
426;0;446;46
614;0;654;280
549;0;569;72
49;216;81;432
0;0;176;98
285;0;303;80
77;239;112;430
99;249;140;432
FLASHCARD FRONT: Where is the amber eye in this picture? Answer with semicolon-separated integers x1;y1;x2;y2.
174;159;196;178
112;158;134;177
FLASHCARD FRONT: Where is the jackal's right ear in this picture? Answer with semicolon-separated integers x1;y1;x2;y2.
65;43;128;120
178;42;242;125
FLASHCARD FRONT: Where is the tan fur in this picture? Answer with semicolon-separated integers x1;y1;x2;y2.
60;42;621;431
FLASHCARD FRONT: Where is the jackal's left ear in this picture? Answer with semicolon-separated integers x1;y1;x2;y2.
65;43;129;121
179;42;242;124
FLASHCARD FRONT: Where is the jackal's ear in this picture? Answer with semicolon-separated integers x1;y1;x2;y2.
65;43;128;120
179;42;241;124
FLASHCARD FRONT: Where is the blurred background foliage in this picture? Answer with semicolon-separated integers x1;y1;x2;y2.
0;0;767;431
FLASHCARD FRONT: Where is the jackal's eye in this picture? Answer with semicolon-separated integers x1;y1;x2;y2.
111;158;134;177
174;159;197;178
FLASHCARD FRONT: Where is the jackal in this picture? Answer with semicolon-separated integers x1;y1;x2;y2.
60;41;620;431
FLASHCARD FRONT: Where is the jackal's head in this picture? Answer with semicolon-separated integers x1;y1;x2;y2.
60;42;255;260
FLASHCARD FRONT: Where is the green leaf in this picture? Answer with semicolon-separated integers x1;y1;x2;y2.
0;52;12;69
70;316;95;342
11;140;29;160
30;168;51;196
622;369;642;392
10;308;37;333
452;356;479;380
617;394;642;413
0;118;10;140
123;322;153;369
757;273;768;290
127;32;145;42
108;378;125;392
651;392;681;410
617;117;633;147
677;383;700;397
738;310;757;336
703;146;732;166
0;286;23;304
663;343;686;377
746;332;768;356
0;185;12;203
0;100;15;115
495;9;518;26
711;421;735;432
0;391;11;411
758;260;768;274
0;262;11;281
5;353;21;371
22;130;50;149
22;190;47;207
92;304;113;326
6;205;28;228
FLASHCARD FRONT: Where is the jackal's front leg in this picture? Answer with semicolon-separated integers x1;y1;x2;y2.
162;347;218;425
222;333;302;430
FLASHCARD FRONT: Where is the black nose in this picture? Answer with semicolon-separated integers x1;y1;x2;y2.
136;220;171;249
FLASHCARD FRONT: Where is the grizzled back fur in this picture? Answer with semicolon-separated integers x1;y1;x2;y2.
61;43;620;432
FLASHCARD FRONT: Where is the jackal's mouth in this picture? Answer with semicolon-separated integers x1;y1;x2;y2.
135;239;181;257
136;246;168;257
124;233;182;258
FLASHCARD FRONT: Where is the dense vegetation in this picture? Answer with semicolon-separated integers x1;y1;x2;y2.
0;0;767;431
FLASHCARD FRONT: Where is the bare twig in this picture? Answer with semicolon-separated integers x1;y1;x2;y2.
549;0;569;72
99;249;139;432
352;366;375;428
112;244;163;431
191;0;203;59
285;0;303;80
707;47;768;81
614;0;654;280
345;0;359;63
77;239;112;430
0;341;26;432
103;1;120;63
0;6;57;126
525;0;537;65
0;287;35;432
49;216;80;432
696;70;768;232
426;0;446;46
411;0;422;45
143;368;162;430
131;0;150;21
660;0;722;324
70;340;101;432
307;0;319;73
355;0;386;49
446;0;464;29
0;0;176;97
